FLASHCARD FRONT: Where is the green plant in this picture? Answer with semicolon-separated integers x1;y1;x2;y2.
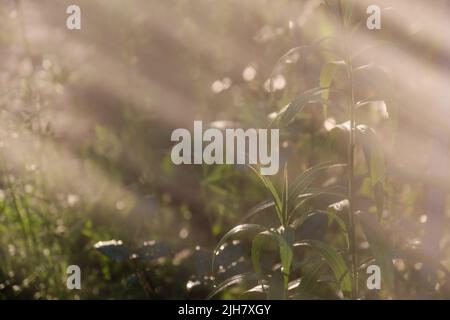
210;0;396;300
210;163;351;299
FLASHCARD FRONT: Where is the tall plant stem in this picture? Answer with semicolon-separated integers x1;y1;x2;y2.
338;0;358;299
347;60;358;299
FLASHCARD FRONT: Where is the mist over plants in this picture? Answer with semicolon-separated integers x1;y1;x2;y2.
1;0;450;300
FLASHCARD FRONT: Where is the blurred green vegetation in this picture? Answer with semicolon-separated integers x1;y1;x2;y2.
1;0;450;299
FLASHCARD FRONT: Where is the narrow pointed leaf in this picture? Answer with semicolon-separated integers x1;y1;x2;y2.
357;125;386;216
251;231;277;273
213;224;267;272
294;240;352;292
207;273;261;299
276;87;331;127
242;199;275;221
249;166;283;223
356;211;395;291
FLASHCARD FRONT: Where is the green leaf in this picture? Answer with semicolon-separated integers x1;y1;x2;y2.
288;186;346;223
294;240;352;292
250;227;293;289
207;273;261;299
94;240;129;261
297;260;326;295
289;163;345;214
213;224;267;272
249;166;283;224
282;163;289;224
357;125;386;216
291;210;349;248
319;61;346;117
275;87;331;127
327;121;384;196
270;38;336;81
328;199;349;214
244;170;344;223
242;199;275;221
305;185;347;199
241;283;269;299
289;162;330;198
355;65;398;137
290;162;344;198
251;231;277;273
279;228;294;288
356;211;395;291
357;125;385;187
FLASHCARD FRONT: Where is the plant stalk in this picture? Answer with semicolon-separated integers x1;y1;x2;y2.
338;0;358;299
347;61;358;300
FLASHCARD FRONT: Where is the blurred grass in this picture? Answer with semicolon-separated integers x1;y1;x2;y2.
0;0;450;299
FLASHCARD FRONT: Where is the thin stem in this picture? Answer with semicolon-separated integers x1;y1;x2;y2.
338;0;358;300
347;60;358;300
